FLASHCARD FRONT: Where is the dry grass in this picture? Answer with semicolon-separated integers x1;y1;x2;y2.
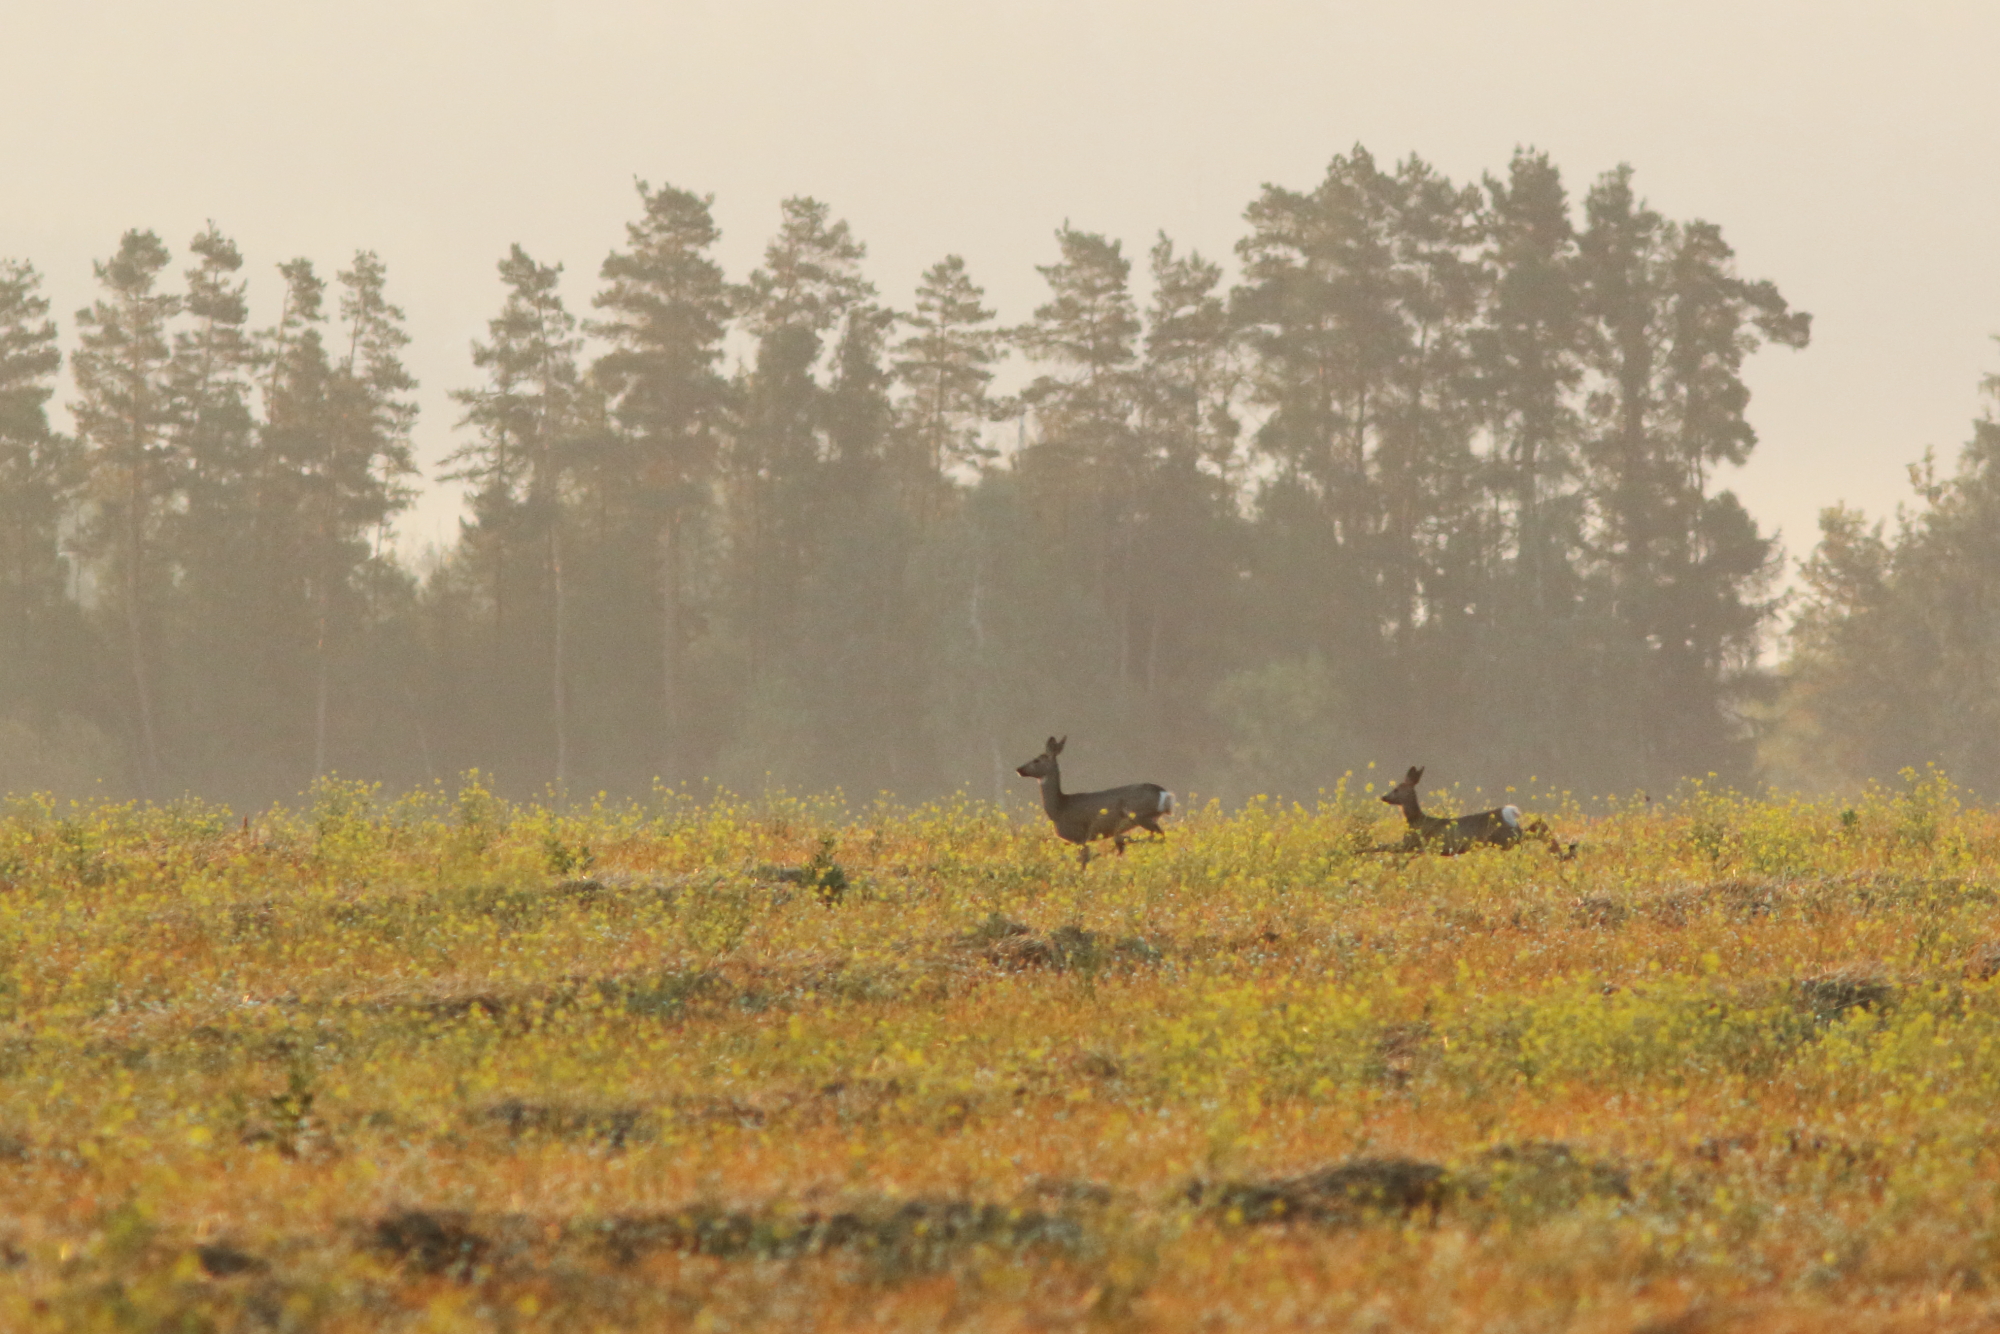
2;769;1999;1330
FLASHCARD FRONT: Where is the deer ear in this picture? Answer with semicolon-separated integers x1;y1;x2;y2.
1408;766;1424;783
1052;735;1066;754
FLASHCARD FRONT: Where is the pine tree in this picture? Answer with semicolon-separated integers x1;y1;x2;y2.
1578;165;1668;584
0;259;82;722
1475;149;1587;614
1779;505;1907;785
824;303;898;485
240;258;336;780
447;247;566;580
892;255;1000;507
1447;151;1594;777
1376;157;1486;663
741;197;872;337
71;230;181;789
730;197;877;688
1660;221;1811;492
1016;225;1145;682
444;245;583;785
1638;216;1807;779
713;197;909;789
1018;224;1141;488
1780;365;2000;791
173;225;256;522
168;224;259;780
1564;168;1812;786
886;258;1016;799
1134;233;1242;714
1235;149;1403;526
589;181;732;775
248;254;417;783
312;251;419;775
1231;147;1423;773
0;259;69;606
789;299;930;792
1567;165;1671;777
1140;234;1237;479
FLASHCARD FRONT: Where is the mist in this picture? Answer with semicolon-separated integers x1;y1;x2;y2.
5;3;2000;811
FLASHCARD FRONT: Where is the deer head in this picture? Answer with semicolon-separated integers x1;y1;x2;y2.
1015;735;1066;780
1380;765;1424;809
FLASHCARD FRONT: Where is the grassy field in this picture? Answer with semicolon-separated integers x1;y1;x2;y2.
3;769;2000;1331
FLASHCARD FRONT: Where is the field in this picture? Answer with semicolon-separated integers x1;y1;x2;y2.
3;770;2000;1332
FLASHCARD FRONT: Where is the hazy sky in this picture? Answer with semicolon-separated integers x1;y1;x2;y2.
8;0;1998;583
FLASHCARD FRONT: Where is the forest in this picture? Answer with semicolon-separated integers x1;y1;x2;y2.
1;143;1991;810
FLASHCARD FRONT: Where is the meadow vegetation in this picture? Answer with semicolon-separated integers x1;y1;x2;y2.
2;769;1999;1330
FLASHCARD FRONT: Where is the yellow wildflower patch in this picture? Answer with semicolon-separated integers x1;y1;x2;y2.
0;774;1996;1329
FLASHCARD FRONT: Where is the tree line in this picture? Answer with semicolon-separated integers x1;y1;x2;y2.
1;145;1828;808
1776;348;2000;796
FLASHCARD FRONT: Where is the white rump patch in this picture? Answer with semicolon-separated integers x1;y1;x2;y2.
1159;791;1176;815
1500;804;1522;829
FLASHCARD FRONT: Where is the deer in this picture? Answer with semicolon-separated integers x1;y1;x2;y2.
1377;765;1574;857
1015;735;1175;867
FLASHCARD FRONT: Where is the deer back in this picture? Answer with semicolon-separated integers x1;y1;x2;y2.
1052;781;1170;843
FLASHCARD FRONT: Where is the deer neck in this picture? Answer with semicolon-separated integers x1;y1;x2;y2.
1038;764;1068;819
1394;795;1428;829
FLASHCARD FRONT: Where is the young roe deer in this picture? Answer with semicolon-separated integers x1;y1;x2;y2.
1378;765;1572;857
1015;735;1174;867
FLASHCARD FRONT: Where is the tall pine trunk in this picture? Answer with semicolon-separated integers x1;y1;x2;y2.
658;517;681;777
551;522;569;792
314;598;329;777
122;477;162;791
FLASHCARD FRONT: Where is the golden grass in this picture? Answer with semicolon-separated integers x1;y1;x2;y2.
2;769;2000;1330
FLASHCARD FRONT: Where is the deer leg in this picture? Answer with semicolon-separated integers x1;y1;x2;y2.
1525;818;1571;858
1114;835;1128;855
1078;844;1092;868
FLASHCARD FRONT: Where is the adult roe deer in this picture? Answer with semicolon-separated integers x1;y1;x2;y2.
1378;765;1573;857
1015;736;1174;867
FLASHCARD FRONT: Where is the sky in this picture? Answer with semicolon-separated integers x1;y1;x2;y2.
6;0;1998;588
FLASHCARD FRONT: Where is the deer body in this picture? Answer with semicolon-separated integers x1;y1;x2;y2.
1379;765;1568;856
1016;736;1174;866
